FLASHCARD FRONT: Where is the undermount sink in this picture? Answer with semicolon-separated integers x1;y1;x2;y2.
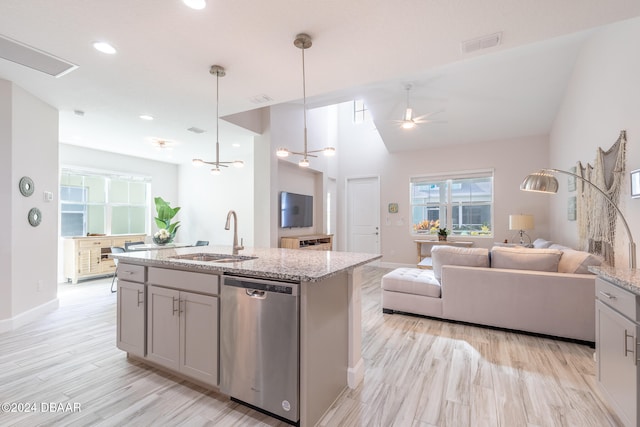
169;253;257;263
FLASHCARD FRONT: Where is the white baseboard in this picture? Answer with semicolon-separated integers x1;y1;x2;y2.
0;298;60;334
347;357;364;389
378;261;415;269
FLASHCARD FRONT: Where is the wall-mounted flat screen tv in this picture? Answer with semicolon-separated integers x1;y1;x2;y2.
280;191;313;228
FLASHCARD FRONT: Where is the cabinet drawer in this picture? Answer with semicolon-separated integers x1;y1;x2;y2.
147;267;220;295
79;239;110;248
596;278;640;320
117;263;146;283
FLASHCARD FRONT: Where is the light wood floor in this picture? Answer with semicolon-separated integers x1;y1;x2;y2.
0;267;622;427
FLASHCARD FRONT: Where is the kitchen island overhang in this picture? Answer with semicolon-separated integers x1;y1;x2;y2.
111;246;381;427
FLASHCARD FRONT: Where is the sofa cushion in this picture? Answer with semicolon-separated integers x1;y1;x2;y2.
558;249;603;274
490;246;562;272
382;268;441;298
431;246;490;281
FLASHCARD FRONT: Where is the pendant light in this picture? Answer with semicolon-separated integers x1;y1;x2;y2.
275;33;335;167
192;65;244;175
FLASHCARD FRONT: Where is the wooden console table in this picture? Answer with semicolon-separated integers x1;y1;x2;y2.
415;239;474;269
281;234;333;250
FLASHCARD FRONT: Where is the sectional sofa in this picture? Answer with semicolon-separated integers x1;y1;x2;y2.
382;244;603;343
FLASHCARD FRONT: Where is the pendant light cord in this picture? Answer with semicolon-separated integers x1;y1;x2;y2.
215;70;220;168
302;46;308;159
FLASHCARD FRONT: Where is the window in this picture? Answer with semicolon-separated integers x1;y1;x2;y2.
353;100;369;124
410;170;493;237
60;169;151;237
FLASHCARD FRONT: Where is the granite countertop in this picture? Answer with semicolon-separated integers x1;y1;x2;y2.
589;265;640;295
111;245;381;283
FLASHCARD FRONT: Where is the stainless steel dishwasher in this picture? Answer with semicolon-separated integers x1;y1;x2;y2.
220;275;299;425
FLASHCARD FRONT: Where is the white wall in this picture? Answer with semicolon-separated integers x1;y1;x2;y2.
334;101;550;265
177;142;255;248
0;80;59;331
549;16;640;267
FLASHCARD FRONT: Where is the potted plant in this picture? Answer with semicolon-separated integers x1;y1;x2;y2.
437;227;450;241
153;197;181;245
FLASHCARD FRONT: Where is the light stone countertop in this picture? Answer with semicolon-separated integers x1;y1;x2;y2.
111;245;381;283
589;265;640;295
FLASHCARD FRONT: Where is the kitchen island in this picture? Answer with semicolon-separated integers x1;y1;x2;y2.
111;245;380;426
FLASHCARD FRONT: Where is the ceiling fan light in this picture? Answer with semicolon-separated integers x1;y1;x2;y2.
401;120;416;129
276;147;290;157
299;158;310;168
182;0;206;9
192;158;204;167
233;160;244;168
210;167;221;175
323;147;336;156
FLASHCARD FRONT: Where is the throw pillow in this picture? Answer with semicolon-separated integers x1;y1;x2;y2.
533;238;553;249
431;246;490;281
490;246;562;272
558;249;603;274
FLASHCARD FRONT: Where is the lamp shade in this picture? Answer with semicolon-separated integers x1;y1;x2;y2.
520;171;559;193
509;214;534;231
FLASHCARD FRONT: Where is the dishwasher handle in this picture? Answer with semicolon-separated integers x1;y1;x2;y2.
246;289;266;299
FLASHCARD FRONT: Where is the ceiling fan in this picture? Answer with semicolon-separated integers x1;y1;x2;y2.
149;138;177;150
395;84;445;129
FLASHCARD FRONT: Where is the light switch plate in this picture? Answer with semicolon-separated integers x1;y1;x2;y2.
43;191;53;202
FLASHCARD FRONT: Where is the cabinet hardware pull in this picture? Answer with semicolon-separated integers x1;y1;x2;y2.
172;297;179;315
137;290;144;307
624;330;634;359
599;291;616;300
179;299;185;315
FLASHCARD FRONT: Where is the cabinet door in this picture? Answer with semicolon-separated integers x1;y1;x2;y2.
180;292;219;386
78;248;101;275
147;285;180;370
596;300;639;426
117;280;145;357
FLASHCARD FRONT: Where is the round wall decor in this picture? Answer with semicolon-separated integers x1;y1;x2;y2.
19;176;35;197
28;207;42;227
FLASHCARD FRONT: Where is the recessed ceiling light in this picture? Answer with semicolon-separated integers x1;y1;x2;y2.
232;143;240;147
139;115;154;121
93;41;117;55
182;0;206;10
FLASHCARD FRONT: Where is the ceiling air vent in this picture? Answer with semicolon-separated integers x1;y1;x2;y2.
187;127;205;134
0;34;78;77
461;32;502;54
249;94;273;104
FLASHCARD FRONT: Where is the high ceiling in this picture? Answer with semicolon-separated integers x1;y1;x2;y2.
1;0;639;164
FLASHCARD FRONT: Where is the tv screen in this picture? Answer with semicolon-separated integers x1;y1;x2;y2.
280;192;313;228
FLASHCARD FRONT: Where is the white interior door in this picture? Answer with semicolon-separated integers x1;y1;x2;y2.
346;177;380;254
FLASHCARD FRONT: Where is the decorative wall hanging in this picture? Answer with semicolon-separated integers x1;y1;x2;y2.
631;169;640;198
19;176;34;197
567;166;576;192
576;130;626;266
28;207;42;227
567;196;576;221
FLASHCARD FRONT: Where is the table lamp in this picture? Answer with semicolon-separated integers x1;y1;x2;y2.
509;214;534;246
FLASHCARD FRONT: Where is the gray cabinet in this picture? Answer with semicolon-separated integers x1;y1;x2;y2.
117;280;146;357
596;277;640;427
146;284;219;387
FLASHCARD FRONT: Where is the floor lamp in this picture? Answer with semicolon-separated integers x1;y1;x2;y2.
520;168;636;269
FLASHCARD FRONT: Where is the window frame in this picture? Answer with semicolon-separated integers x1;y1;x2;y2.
410;169;494;238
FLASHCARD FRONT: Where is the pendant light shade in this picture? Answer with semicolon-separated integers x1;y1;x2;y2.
275;33;336;167
192;65;244;175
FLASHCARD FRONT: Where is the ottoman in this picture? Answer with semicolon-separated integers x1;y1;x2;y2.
381;268;443;317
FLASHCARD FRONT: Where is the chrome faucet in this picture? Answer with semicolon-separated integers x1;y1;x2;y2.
224;210;244;255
